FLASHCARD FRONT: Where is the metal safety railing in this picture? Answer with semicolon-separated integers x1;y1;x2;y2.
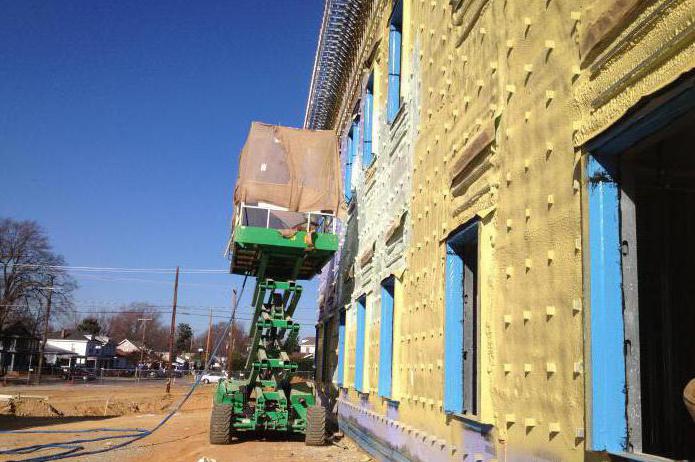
234;203;337;234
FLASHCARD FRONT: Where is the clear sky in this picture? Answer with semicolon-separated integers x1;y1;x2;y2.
0;1;325;337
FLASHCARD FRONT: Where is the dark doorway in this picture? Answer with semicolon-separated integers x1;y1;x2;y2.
620;105;695;459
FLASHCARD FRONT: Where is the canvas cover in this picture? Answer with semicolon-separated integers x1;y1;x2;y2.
234;122;345;219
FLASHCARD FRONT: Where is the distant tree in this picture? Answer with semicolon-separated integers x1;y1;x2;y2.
76;317;101;335
292;354;315;372
284;331;300;353
175;323;193;353
0;218;76;332
104;303;169;351
196;321;249;363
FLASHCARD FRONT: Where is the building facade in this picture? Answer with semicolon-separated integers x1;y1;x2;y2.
0;322;40;374
308;1;695;461
46;332;117;369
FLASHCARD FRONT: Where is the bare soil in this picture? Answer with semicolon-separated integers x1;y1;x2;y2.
0;382;369;462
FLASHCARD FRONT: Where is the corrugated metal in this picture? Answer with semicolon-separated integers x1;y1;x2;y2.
304;0;372;130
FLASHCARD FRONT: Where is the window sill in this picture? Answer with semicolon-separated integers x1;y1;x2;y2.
612;451;679;462
381;397;399;407
445;412;493;434
388;103;406;128
364;155;377;170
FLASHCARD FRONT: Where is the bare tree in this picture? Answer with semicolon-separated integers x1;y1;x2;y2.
0;218;76;333
196;321;249;362
105;302;169;351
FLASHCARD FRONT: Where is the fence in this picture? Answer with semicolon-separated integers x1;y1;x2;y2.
1;367;315;386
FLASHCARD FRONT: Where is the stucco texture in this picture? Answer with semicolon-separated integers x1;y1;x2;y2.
313;0;695;461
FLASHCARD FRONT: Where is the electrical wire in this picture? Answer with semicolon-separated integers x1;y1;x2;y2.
13;264;228;274
0;274;251;462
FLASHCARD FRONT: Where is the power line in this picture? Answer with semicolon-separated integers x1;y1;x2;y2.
1;303;320;313
71;310;317;325
0;306;317;325
13;264;228;274
75;273;231;288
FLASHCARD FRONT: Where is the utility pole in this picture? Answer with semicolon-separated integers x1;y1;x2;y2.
165;266;179;393
226;289;237;377
204;308;212;369
36;275;56;385
137;318;152;379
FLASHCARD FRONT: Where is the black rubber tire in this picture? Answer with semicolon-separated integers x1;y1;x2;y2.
304;405;327;446
202;378;209;384
209;403;233;444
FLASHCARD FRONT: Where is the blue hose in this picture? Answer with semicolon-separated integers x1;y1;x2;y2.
1;275;248;462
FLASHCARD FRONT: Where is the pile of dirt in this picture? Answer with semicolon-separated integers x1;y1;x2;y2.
1;397;64;417
80;394;175;416
0;388;211;419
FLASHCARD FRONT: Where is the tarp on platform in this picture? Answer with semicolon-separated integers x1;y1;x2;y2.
233;122;345;218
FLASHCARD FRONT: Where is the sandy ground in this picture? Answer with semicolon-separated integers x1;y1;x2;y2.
0;382;369;462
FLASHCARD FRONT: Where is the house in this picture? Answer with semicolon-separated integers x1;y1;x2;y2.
308;1;695;461
299;337;316;357
116;338;144;355
0;322;40;374
46;331;117;370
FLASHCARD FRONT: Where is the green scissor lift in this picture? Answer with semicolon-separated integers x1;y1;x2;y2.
209;219;338;446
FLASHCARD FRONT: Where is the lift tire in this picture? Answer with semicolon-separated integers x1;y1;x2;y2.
209;403;233;444
305;405;327;446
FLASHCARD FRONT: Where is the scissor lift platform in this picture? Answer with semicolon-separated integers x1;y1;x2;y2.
228;203;338;281
213;203;337;446
231;226;338;280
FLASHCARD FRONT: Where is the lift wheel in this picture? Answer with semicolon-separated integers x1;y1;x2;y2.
304;405;327;446
209;403;233;444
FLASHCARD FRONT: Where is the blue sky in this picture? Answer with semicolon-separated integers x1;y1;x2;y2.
0;1;324;337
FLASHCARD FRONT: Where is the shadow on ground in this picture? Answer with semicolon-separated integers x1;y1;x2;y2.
0;415;115;431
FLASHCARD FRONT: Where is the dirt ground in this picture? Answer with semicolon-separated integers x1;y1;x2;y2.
0;381;369;462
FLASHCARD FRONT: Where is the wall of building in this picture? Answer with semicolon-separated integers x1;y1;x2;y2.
574;0;695;456
315;0;417;409
313;0;695;461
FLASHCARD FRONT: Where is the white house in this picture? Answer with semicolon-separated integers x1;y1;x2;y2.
46;331;117;369
116;338;143;355
299;337;316;357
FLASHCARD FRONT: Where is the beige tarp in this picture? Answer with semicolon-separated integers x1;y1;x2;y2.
234;122;345;219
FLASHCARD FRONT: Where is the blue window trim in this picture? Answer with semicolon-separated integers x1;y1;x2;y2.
378;276;395;398
443;220;478;414
583;77;695;458
352;119;361;172
344;123;357;202
354;295;367;393
362;75;374;167
337;309;346;387
586;153;627;453
387;0;403;123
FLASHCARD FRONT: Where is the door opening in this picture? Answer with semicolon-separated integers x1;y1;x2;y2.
620;105;695;459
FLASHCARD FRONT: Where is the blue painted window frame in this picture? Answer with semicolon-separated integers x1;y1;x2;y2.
344;130;353;202
337;309;346;387
443;220;479;415
387;0;403;123
344;121;358;202
587;154;629;453
584;77;695;458
378;276;395;398
362;74;374;167
354;295;367;393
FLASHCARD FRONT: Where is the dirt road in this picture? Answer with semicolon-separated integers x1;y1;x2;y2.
0;382;368;462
